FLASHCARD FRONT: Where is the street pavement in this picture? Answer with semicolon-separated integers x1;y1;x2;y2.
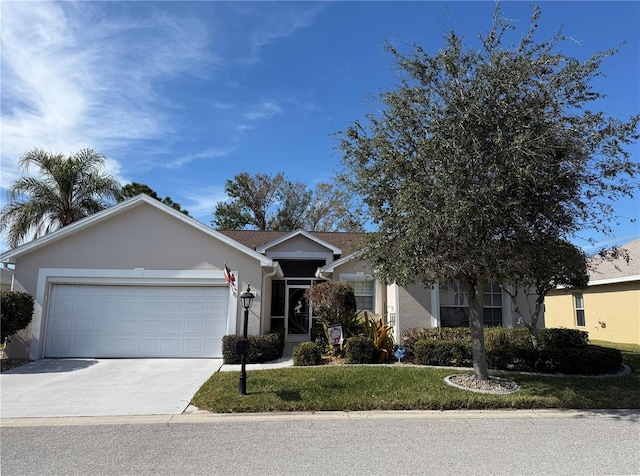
1;410;639;475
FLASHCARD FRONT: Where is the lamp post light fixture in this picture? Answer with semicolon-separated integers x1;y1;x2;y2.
238;284;255;395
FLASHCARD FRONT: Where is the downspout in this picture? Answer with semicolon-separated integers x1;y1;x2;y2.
261;262;282;334
314;269;332;280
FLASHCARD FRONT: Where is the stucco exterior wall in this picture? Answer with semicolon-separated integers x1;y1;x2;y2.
396;284;435;337
545;282;640;345
5;202;270;358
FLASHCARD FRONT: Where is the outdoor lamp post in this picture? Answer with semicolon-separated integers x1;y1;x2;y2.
238;284;254;395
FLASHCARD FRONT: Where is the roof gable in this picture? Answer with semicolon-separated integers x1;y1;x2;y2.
218;230;366;257
0;195;273;266
256;230;341;254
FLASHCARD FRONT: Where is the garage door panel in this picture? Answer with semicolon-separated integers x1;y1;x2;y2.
138;319;162;333
45;284;229;358
160;339;181;352
184;320;204;333
74;319;96;333
163;301;184;314
138;339;161;353
183;338;205;352
140;301;163;315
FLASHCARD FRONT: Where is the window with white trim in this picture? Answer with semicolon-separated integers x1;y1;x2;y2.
574;293;586;327
439;280;504;327
346;278;375;312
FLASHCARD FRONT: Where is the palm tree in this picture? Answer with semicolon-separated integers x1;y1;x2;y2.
0;148;122;248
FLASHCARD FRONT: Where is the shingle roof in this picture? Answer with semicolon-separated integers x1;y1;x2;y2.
589;237;640;283
217;230;367;257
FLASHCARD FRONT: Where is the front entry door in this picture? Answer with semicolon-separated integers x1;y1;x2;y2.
286;286;311;342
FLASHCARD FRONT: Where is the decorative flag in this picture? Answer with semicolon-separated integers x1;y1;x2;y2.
224;263;237;293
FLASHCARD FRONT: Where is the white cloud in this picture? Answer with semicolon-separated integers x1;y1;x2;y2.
244;100;284;121
245;3;328;63
0;1;215;188
164;147;235;169
183;186;229;221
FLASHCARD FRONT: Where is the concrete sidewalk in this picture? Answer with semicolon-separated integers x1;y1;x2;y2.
218;357;294;372
218;342;295;372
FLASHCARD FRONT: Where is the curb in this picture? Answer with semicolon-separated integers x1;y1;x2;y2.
3;409;639;427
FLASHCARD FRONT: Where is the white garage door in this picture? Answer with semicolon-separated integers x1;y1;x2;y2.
45;284;229;358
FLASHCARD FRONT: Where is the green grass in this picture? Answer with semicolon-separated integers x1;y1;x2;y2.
191;341;640;413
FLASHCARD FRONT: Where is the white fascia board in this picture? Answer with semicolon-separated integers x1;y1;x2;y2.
554;274;640;289
256;229;342;255
0;194;274;267
587;274;640;287
319;251;361;273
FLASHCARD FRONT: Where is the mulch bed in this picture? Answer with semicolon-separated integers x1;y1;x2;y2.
0;349;32;372
1;358;31;373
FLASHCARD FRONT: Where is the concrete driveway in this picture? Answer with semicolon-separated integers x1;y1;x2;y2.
0;358;223;418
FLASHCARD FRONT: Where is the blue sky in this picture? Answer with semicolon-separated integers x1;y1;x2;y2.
1;1;638;253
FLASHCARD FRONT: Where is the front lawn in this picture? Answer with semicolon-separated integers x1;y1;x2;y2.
191;341;640;413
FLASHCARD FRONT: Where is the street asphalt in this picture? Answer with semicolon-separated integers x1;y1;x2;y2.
1;410;639;475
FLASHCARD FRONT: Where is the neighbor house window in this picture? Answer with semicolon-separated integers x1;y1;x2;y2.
347;279;375;312
574;293;586;327
439;281;504;327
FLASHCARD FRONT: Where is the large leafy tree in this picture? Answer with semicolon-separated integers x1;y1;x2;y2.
120;182;191;216
1;148;122;248
213;172;285;230
212;172;363;232
339;6;639;380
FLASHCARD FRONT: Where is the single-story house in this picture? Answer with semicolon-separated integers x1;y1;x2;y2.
0;194;533;360
545;238;640;345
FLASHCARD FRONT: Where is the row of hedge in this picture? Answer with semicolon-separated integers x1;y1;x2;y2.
225;326;623;375
408;327;622;375
402;327;589;354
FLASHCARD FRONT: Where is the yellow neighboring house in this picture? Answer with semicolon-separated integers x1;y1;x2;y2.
545;238;640;345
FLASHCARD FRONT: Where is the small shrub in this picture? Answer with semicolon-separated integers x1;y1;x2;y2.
305;282;364;337
293;342;322;366
361;311;394;355
539;328;588;349
1;290;35;342
484;327;533;351
413;339;472;366
345;336;376;364
222;333;283;364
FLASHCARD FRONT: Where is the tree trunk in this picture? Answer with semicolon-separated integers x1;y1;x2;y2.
467;277;489;381
529;295;545;351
